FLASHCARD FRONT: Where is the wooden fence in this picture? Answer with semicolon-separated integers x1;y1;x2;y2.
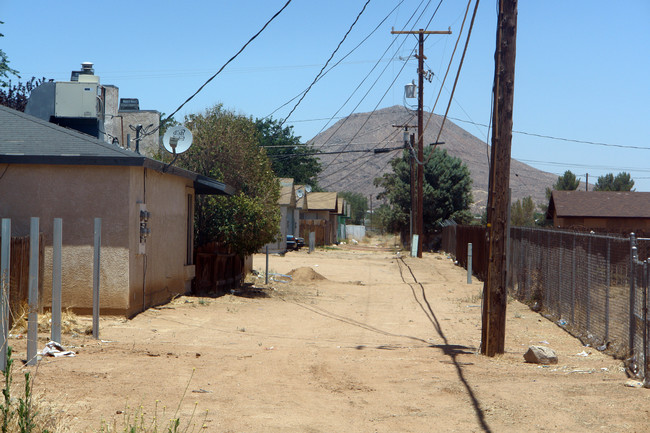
1;234;44;328
193;242;245;293
441;225;488;280
300;219;328;246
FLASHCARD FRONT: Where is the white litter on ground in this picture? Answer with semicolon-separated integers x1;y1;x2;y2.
40;341;76;357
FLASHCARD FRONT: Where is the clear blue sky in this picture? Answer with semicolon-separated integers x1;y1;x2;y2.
3;1;649;190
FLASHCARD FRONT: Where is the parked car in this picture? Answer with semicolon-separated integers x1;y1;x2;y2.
286;235;297;250
295;236;305;249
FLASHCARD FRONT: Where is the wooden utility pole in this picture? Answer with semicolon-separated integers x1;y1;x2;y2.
392;124;416;247
410;133;416;250
391;28;451;258
481;0;518;357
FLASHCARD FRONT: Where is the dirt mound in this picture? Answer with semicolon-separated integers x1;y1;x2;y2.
288;267;327;283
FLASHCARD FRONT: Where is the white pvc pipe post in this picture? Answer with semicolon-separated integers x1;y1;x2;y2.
51;218;62;343
92;218;101;339
27;218;39;366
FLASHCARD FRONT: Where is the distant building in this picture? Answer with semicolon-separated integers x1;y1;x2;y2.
263;178;299;253
546;190;650;232
25;62;161;158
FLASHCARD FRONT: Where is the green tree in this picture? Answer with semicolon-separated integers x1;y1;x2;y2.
175;104;280;255
0;21;19;87
593;172;635;191
338;191;368;225
374;147;472;235
545;170;581;200
510;196;536;227
255;117;321;186
158;112;180;138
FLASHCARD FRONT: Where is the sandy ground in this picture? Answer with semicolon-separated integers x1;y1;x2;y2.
8;244;650;432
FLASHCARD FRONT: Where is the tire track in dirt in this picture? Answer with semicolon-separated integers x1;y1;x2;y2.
396;256;493;433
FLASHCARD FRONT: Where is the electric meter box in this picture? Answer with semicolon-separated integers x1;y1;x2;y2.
54;82;100;118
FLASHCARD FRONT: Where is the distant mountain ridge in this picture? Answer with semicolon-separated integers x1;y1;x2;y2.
309;105;558;214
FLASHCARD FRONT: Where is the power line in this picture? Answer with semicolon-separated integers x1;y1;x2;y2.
145;0;292;137
316;0;446;179
267;0;407;120
432;0;480;156
447;117;650;150
308;0;433;156
280;0;373;126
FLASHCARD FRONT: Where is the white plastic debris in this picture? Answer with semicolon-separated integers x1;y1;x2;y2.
576;350;590;357
40;341;76;357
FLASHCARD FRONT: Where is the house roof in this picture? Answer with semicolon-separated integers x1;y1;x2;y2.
307;192;338;211
0;105;234;195
548;191;650;219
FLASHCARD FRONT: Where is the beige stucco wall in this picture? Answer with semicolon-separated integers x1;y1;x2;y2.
0;164;130;313
127;167;195;316
0;163;195;317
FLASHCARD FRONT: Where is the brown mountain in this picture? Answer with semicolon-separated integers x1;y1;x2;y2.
309;105;558;214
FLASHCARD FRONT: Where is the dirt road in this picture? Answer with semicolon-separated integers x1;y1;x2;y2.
14;246;650;432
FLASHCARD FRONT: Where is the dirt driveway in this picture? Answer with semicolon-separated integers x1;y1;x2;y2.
13;245;650;432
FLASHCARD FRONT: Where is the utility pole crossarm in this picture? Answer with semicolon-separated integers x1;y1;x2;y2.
391;27;452;35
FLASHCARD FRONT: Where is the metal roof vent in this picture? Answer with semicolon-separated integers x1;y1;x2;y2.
71;62;97;82
81;62;94;75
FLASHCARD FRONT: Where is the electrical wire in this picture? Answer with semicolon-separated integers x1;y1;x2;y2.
143;0;292;138
309;0;440;145
318;0;446;179
280;0;373;126
420;0;472;151
446;116;650;151
308;0;433;156
429;0;480;162
267;0;407;121
317;118;408;183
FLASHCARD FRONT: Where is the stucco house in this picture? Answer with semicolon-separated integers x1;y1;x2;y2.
546;190;650;232
264;178;299;253
0;105;234;317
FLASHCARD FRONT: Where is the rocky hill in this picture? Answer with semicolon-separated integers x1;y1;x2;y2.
309;105;558;214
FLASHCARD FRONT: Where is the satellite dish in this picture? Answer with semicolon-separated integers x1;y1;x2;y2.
162;126;193;154
296;189;304;198
305;185;312;193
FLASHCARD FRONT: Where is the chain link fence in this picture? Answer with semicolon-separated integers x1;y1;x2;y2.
442;224;650;384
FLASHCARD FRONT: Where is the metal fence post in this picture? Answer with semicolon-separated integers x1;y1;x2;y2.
52;218;62;344
265;246;269;285
606;238;611;343
587;234;592;332
630;233;637;355
643;259;648;386
467;243;472;284
545;230;550;312
27;218;39;366
558;232;563;318
93;218;101;339
0;219;10;372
